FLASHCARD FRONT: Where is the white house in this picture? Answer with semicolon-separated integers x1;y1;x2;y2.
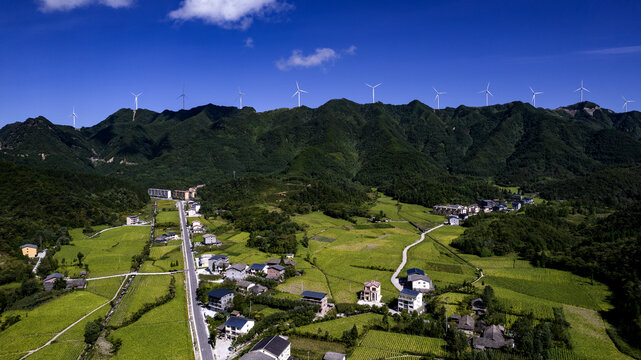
203;234;221;246
447;215;460;226
209;255;230;273
398;288;423;313
224;317;255;339
126;215;139;225
226;263;248;280
408;273;433;292
241;335;291;360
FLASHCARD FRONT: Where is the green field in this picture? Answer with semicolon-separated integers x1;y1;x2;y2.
296;313;382;338
289;336;346;360
56;226;150;277
354;330;447;358
86;277;124;299
110;275;173;327
109;274;193;360
563;305;632;360
156;210;180;225
139;244;183;273
0;291;108;359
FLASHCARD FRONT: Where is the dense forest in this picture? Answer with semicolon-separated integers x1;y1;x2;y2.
451;203;641;346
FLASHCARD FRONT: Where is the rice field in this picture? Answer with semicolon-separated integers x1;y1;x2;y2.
109;275;173;327
139;244;183;273
355;330;447;357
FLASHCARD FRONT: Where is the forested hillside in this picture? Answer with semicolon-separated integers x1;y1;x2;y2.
0;161;148;285
2;100;640;190
451;204;641;348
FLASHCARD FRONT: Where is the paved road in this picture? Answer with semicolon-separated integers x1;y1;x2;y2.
391;224;444;291
178;200;212;360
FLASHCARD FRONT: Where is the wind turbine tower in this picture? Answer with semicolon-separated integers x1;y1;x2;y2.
131;92;142;121
71;107;78;130
623;96;635;112
292;81;308;108
238;88;245;109
529;87;543;107
365;83;381;103
177;86;186;110
433;87;446;110
479;82;493;106
575;80;590;102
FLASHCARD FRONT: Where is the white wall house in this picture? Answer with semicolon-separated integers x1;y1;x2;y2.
398;288;423;313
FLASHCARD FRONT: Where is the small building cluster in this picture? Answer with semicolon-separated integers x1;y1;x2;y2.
437;195;536;226
148;184;204;201
191;220;206;234
43;272;87;291
397;268;434;313
450;298;514;351
187;202;201;217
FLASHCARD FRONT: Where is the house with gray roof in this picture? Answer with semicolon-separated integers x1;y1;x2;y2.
207;288;234;311
209;255;230;274
223;316;255;339
473;325;514;349
301;291;329;315
241;335;291;360
226;263;248;280
398;288;423;313
457;315;475;335
407;273;434;293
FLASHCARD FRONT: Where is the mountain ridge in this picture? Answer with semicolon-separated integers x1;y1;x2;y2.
1;99;640;188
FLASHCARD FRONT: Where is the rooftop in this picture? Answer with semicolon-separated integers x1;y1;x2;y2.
406;268;425;276
44;273;63;281
225;316;253;329
20;244;37;249
301;290;327;300
364;280;381;287
207;288;234;298
323;352;346;360
408;273;432;283
400;288;420;297
251;335;290;357
250;263;267;270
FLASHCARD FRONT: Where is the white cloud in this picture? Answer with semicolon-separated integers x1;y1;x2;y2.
582;45;641;55
169;0;290;30
245;37;254;48
37;0;134;12
276;45;357;71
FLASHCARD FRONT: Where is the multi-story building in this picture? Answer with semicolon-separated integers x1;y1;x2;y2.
301;291;329;315
126;215;139;225
207;288;234;311
361;281;381;302
20;244;38;258
241;335;291;360
148;188;171;199
398;288;423;313
224;316;255;339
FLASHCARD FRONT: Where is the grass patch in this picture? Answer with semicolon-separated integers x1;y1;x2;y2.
110;274;192;360
289;336;346;360
109;275;173;327
356;330;447;357
0;291;107;358
56;226;150;278
296;313;382;338
563;305;631;360
139;245;183;273
86;277;124;299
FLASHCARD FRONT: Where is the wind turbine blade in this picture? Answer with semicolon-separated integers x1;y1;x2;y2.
529;86;534;93
300;90;308;93
374;83;381;88
488;90;494;96
365;83;371;88
584;88;590;93
296;81;300;90
292;91;298;97
435;94;439;101
433;87;438;93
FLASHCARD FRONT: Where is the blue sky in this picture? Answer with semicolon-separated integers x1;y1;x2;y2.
1;0;640;128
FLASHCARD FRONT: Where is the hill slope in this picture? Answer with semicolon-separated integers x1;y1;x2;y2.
1;100;641;187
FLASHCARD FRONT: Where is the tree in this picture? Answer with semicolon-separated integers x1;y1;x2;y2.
53;278;67;290
20;278;40;296
482;285;495;310
84;321;101;344
445;328;469;359
77;252;85;267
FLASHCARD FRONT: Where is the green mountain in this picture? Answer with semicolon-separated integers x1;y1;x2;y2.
2;100;641;188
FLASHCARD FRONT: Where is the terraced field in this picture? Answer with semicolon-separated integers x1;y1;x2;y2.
352;330;447;358
109;275;173;327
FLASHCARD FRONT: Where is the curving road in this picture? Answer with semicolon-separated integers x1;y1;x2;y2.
391;224;444;291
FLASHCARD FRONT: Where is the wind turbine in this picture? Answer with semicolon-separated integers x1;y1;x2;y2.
71;107;78;130
623;96;635;112
479;82;493;106
292;81;308;108
433;87;446;110
238;88;245;109
529;87;543;107
131;92;142;121
365;83;381;103
177;85;186;110
575;80;590;102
